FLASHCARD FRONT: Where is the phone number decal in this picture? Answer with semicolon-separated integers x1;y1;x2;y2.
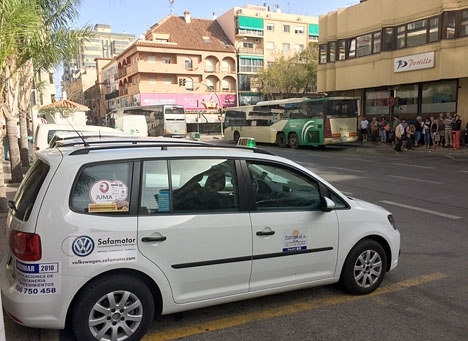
15;260;61;295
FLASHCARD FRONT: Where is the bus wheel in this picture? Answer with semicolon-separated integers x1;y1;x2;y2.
288;133;299;149
233;131;240;143
276;133;287;148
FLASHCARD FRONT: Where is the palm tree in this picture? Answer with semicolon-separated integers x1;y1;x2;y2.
0;0;92;212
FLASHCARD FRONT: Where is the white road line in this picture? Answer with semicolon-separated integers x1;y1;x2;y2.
459;170;468;173
329;167;367;173
380;200;462;220
387;175;441;184
343;158;376;163
391;163;435;169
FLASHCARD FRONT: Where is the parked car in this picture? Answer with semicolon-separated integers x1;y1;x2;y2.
33;123;125;151
1;138;400;341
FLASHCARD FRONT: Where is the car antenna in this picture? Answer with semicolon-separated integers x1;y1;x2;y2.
65;116;89;146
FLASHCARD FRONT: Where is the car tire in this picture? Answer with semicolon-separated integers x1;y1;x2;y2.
233;131;240;143
341;239;387;295
288;133;299;149
276;133;287;148
70;274;155;341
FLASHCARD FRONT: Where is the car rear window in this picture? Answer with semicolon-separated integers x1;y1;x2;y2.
12;160;50;221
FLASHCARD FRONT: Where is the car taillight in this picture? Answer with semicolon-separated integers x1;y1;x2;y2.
9;230;42;261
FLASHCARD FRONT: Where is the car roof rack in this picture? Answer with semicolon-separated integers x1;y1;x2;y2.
63;138;274;155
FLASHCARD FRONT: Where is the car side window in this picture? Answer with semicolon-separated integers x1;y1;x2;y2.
139;160;170;214
246;161;322;211
171;159;239;213
70;162;133;214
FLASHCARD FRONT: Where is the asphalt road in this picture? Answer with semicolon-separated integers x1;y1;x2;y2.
3;140;468;340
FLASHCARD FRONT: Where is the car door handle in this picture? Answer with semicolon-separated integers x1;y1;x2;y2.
141;236;167;242
256;230;275;236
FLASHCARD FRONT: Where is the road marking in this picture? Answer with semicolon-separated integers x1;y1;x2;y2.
330;167;367;173
391;163;434;169
459;170;468;173
143;273;447;340
380;200;462;219
387;175;441;184
343;157;376;163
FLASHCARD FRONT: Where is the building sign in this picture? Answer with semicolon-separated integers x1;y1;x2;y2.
394;52;434;73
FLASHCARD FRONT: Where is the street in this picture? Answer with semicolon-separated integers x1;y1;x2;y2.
3;141;468;340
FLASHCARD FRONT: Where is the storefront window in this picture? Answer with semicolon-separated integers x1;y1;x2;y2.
364;89;391;117
421;80;457;114
394;84;418;116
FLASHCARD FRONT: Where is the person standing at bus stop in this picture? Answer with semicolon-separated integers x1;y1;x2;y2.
452;114;462;149
394;118;405;152
360;116;369;143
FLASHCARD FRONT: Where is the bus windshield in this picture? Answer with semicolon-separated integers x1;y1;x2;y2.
223;97;359;148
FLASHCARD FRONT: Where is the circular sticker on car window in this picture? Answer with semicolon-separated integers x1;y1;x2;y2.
88;180;129;212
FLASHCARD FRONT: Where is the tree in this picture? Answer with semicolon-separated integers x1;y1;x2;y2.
256;43;319;99
0;0;92;212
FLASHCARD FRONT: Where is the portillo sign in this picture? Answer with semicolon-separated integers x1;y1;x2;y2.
394;52;435;73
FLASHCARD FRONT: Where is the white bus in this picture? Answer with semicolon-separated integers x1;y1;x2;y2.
107;104;187;138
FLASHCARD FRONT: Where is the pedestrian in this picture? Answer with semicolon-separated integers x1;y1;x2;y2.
391;115;400;145
437;113;445;146
423;117;431;148
430;116;438;149
452;114;462;149
370;117;379;143
394;118;405;152
379;115;388;143
414;116;423;147
360;116;369;143
405;124;416;150
443;112;453;147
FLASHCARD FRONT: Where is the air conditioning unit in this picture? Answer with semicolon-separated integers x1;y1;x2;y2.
254;39;260;44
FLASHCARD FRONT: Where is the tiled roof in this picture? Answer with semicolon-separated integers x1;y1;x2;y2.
40;99;89;111
143;15;234;53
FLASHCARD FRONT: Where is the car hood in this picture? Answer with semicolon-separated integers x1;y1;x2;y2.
348;197;391;215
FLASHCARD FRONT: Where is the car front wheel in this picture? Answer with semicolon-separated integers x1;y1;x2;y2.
341;239;387;295
70;274;155;341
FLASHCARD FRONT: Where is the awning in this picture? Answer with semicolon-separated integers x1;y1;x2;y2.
238;16;264;31
309;24;319;36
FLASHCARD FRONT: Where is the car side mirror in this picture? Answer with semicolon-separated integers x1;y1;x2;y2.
321;196;336;212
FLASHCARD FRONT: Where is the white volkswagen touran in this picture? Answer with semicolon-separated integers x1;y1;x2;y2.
1;137;400;341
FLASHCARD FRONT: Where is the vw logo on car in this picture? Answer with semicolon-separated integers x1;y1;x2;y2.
71;236;95;257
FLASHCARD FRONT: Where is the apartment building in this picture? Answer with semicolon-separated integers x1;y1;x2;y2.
317;0;468;126
61;24;136;103
108;11;236;127
93;4;319;128
217;4;319;106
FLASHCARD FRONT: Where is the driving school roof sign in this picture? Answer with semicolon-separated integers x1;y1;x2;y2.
394;52;434;73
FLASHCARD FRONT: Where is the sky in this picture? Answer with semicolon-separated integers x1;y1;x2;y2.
75;0;360;36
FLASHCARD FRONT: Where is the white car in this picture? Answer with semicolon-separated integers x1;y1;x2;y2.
1;138;400;341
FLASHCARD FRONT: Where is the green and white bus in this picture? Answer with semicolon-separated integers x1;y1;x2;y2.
223;97;359;148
